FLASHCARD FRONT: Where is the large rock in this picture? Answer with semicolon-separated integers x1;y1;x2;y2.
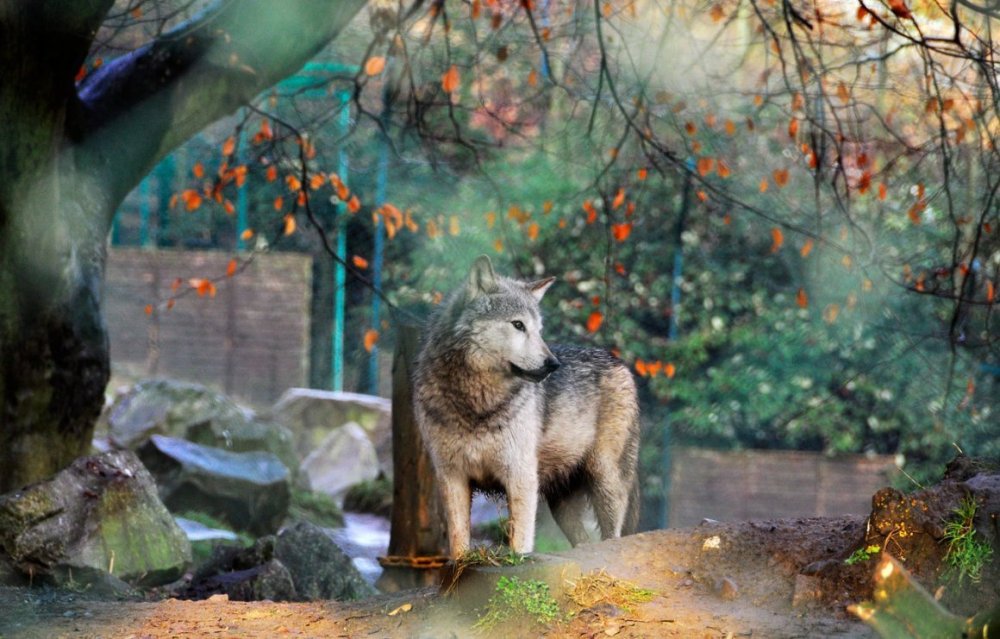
300;423;380;504
270;388;391;474
0;450;191;587
275;521;375;601
102;379;299;476
139;435;290;536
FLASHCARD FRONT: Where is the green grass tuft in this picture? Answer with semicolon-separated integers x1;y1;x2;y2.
473;576;563;631
943;496;994;583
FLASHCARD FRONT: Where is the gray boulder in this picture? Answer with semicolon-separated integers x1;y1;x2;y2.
139;435;290;536
102;379;299;477
300;423;380;504
275;521;375;601
270;388;391;474
0;450;191;587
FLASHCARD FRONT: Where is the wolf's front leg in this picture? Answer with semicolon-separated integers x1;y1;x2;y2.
504;466;539;554
438;470;473;558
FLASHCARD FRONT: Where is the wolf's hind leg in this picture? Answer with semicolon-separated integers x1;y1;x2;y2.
548;489;592;546
589;458;631;539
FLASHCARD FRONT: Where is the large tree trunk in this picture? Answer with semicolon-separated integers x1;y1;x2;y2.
0;0;369;492
0;3;114;493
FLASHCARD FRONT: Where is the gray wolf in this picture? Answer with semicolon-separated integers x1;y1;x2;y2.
413;255;640;557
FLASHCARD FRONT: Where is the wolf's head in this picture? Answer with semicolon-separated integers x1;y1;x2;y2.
455;255;561;382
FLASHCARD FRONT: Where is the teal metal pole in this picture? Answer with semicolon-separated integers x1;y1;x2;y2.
332;90;351;392
368;75;390;396
156;155;174;246
236;109;249;250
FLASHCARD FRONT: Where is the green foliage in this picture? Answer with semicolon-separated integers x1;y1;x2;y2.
342;476;392;518
845;545;883;566
473;576;563;631
287;489;344;529
943;497;994;584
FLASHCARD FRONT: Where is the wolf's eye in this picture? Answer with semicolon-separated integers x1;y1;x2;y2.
511;320;526;332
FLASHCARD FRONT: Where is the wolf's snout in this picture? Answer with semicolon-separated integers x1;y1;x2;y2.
510;355;561;382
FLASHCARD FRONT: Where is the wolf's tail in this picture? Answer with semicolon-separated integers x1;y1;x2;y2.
622;470;641;535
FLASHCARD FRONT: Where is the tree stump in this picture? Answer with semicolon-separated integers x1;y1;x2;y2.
376;324;447;591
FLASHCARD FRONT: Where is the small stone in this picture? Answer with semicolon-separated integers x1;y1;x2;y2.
716;577;739;600
792;574;822;608
207;593;229;602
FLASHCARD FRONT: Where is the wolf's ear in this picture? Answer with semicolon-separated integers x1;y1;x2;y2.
467;255;498;298
526;276;555;301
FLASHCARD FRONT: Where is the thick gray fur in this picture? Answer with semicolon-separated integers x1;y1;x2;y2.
413;255;640;556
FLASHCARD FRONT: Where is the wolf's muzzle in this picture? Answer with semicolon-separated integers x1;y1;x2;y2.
510;356;561;382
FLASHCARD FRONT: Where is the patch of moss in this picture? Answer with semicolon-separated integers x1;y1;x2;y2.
474;576;563;631
342;477;392;518
287;489;344;528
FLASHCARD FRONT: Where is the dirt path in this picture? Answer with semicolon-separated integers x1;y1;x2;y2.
0;516;876;638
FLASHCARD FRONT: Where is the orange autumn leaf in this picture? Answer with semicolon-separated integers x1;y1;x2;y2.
192;163;204;179
347;195;361;213
800;238;814;258
365;56;386;76
685;121;697;135
309;174;326;190
144;304;153;316
788;118;799;138
586;311;604;333
266;165;278;182
773;168;789;187
889;0;912;18
724;119;736;136
273;196;284;211
527;68;539;88
664;362;676;379
363;329;379;353
543;200;553;214
823;303;840;323
837;82;850;104
770;227;784;253
878;182;888;201
646;361;663;377
336;182;350;201
697;157;714;177
226;259;238;278
717;159;731;178
449;215;460;236
696;190;708;203
759;178;769;193
612;188;626;210
283;214;296;236
352;255;369;269
626;201;636;217
637;168;648;181
222;136;236;156
232;165;248;187
441;65;460;93
635;359;648;377
796;287;808;308
285;174;302;192
614;262;626;275
240;228;254;241
611;222;633;242
583;200;598;224
189;278;217;298
181;189;202;211
223;200;235;215
988;281;996;303
527;222;540;241
485;211;497;228
493;238;504;253
710;4;724;21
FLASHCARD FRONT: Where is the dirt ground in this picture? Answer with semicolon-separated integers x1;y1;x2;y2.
2;463;997;638
0;517;874;638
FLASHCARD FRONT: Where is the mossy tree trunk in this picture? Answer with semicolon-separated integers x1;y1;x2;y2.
0;0;369;493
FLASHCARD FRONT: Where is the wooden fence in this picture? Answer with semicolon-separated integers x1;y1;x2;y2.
667;447;898;527
105;248;312;405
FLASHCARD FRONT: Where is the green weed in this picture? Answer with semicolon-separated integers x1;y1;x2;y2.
943;496;994;583
473;576;563;631
845;544;882;566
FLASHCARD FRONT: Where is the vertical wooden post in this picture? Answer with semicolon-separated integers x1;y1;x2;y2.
376;323;447;591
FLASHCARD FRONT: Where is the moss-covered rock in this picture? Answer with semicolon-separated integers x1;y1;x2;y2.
0;450;191;587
